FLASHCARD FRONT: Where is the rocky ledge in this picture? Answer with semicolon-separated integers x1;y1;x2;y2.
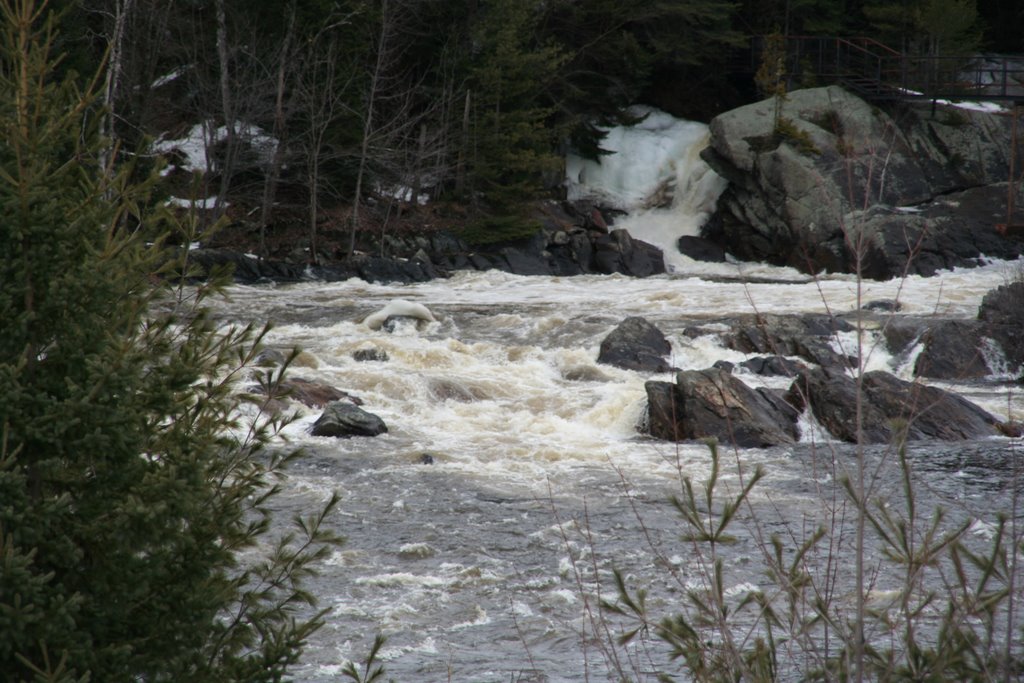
185;202;665;285
701;85;1024;279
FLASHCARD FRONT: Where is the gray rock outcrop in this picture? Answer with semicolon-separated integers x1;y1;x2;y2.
645;368;800;447
701;85;1022;279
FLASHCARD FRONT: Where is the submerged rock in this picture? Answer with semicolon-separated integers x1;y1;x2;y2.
311;401;388;438
598;316;674;373
249;377;360;412
254;347;287;367
645;368;799;447
353;348;389;362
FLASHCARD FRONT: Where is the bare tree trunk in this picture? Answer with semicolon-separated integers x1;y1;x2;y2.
100;0;133;174
258;6;296;259
214;0;235;219
348;0;391;261
308;149;319;263
455;89;470;196
296;15;349;267
411;122;427;202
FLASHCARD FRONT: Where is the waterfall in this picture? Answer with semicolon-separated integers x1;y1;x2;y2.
564;106;728;272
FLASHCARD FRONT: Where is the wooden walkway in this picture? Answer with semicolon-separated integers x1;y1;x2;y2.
750;36;1024;103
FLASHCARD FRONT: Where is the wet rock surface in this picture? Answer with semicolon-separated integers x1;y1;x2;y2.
645;368;799;447
725;313;855;371
597;317;674;373
787;368;1002;444
882;281;1024;380
311;401;388;438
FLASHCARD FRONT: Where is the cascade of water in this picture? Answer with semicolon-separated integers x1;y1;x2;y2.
564;106;728;272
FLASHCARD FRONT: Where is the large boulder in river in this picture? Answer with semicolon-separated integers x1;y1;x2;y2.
978;281;1024;375
312;401;388;438
882;281;1024;380
725;313;855;371
701;85;1021;278
592;229;666;276
598;317;674;373
787;368;1001;443
645;368;799;447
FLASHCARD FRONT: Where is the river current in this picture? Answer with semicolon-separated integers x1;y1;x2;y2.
205;257;1023;682
208;111;1022;681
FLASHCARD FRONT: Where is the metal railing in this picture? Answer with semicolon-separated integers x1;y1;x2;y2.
748;36;1024;102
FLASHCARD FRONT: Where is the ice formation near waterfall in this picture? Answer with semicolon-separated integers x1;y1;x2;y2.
564;106;729;272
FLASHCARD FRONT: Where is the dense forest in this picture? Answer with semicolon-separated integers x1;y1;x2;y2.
44;0;1024;258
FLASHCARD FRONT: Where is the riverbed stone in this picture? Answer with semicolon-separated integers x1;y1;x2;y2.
311;401;388;438
676;235;729;263
598;316;674;373
787;367;892;443
725;313;855;371
862;371;1001;440
645;368;799;447
978;281;1024;374
353;348;389;362
787;368;1001;443
738;355;806;377
249;377;360;413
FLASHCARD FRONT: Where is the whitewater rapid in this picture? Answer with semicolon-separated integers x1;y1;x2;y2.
208;260;1022;681
206;108;1023;680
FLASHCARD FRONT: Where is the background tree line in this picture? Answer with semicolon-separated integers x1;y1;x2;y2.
48;0;1024;253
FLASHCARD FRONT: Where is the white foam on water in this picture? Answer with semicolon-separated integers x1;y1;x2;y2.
980;337;1022;380
206;159;1024;682
211;258;1024;499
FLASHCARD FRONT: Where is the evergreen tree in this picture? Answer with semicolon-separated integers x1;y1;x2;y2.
542;0;744;153
464;0;566;210
0;2;339;681
863;0;983;55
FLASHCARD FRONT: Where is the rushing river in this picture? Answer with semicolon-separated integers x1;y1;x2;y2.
206;111;1023;681
205;259;1023;682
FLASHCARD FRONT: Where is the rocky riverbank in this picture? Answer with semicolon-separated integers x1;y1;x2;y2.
187;201;666;285
700;85;1024;278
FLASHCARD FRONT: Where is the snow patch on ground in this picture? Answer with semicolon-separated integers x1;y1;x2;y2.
166;195;221;210
152;120;278;173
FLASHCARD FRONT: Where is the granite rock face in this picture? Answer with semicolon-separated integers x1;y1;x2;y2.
701;85;1022;278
